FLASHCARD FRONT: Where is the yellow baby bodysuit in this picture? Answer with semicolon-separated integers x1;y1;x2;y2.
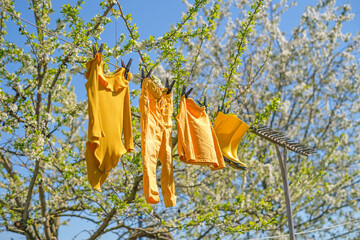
85;53;134;191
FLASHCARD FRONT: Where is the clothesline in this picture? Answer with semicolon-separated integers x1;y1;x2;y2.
248;220;358;240
2;8;118;68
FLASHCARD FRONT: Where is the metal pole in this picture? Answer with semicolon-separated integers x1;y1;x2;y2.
139;213;143;240
275;145;295;240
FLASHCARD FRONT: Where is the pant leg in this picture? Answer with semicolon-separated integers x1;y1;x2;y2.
158;126;177;207
141;112;162;204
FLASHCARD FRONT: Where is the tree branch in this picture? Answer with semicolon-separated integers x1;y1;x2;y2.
22;159;40;222
125;175;142;203
0;151;23;209
128;227;173;240
88;207;117;240
196;226;214;240
39;178;52;240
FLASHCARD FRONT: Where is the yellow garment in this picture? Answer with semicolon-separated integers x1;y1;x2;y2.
213;112;249;168
139;77;176;208
176;96;225;171
85;53;134;192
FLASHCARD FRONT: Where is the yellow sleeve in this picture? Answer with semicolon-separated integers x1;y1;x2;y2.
123;78;134;152
85;55;104;140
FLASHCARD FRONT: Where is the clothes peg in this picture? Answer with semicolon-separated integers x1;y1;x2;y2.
196;96;208;111
218;102;230;114
140;68;153;88
92;43;104;57
165;78;176;94
181;85;193;98
121;58;133;80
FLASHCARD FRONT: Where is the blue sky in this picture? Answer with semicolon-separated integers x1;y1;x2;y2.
3;0;359;102
1;0;359;239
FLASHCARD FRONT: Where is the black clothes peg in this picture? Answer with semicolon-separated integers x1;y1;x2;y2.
140;68;153;88
165;78;175;94
218;102;230;114
121;58;132;80
196;96;208;111
181;85;193;99
92;43;104;57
